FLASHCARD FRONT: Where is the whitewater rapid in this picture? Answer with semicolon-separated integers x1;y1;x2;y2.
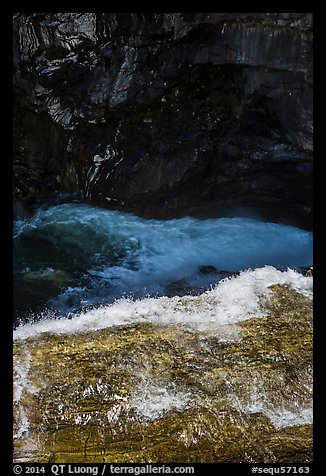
14;265;313;340
13;203;313;319
13;265;313;452
13;205;313;461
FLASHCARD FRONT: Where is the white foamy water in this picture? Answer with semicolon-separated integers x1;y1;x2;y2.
13;205;313;441
229;373;313;430
13;266;313;340
13;265;313;439
14;204;312;315
261;407;313;430
130;375;190;421
13;352;33;439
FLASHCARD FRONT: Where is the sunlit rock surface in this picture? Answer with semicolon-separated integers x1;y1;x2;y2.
14;284;312;463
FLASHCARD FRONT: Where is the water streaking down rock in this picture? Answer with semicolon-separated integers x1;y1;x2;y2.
14;273;313;463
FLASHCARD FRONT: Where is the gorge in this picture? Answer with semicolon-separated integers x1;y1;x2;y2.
13;13;313;465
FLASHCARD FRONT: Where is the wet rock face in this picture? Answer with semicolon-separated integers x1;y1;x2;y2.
13;13;313;228
13;285;313;463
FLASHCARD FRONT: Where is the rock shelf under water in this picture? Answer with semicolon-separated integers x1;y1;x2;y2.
14;280;312;463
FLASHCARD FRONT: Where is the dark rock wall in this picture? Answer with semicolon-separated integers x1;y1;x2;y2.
13;13;313;228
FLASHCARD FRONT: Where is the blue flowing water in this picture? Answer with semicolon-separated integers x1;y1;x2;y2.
13;203;313;323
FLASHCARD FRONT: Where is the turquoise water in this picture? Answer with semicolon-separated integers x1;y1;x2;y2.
13;203;313;323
